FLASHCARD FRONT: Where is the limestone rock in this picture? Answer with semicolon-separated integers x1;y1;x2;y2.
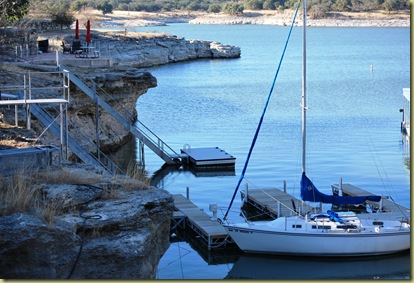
63;33;241;68
0;173;174;279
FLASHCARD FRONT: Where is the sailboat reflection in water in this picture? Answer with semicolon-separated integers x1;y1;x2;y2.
226;251;410;279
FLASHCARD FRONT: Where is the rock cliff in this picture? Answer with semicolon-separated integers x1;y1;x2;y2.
63;31;241;68
66;67;158;155
0;165;174;279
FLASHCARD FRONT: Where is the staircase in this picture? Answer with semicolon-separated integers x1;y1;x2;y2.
30;103;122;174
58;64;181;165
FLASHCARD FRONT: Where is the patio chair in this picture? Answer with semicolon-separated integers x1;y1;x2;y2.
61;41;71;54
71;40;82;54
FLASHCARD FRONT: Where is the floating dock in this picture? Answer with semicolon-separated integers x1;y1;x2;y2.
172;194;232;250
180;147;236;167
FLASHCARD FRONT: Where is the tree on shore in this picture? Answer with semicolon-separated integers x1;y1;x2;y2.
0;0;30;27
97;0;113;14
223;3;244;15
46;0;75;31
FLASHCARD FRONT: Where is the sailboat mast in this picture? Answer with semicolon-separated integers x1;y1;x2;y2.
301;0;307;174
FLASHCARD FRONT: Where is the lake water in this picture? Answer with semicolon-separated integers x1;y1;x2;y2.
110;24;410;279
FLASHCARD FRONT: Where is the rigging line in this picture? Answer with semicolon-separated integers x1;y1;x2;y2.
224;0;302;220
357;112;394;197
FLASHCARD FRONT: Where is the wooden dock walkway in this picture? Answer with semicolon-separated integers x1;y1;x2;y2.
172;194;231;250
241;187;314;219
332;183;410;216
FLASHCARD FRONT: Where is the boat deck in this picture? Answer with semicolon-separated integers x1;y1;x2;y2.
172;194;231;250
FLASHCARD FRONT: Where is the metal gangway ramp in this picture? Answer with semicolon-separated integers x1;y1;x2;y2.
59;64;181;165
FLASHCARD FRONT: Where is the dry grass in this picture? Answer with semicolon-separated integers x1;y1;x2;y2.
0;163;152;224
36;194;64;225
0;173;39;215
125;160;150;188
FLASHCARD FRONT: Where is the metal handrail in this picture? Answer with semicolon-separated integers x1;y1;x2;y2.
92;79;180;157
34;102;124;175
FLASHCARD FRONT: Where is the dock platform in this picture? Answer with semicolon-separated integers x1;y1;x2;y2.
241;187;313;219
332;183;410;217
180;147;236;167
172;194;231;250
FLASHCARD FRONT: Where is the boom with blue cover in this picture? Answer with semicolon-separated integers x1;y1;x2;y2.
300;172;382;205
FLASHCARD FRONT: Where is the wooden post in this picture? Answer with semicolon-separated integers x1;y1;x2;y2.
14;105;18;127
277;201;281;217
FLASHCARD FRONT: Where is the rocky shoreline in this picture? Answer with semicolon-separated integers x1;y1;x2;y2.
87;9;410;28
187;11;410;27
0;28;241;279
0;164;174;279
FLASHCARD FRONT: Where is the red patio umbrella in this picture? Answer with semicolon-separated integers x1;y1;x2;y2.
75;19;79;40
85;20;91;44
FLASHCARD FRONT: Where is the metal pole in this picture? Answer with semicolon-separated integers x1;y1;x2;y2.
60;103;63;156
140;140;145;166
65;103;68;160
93;82;100;160
301;0;307;174
65;71;69;159
186;186;190;199
25;73;31;129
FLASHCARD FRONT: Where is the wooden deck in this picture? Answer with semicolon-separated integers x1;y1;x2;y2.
332;183;410;215
241;187;314;219
172;194;231;250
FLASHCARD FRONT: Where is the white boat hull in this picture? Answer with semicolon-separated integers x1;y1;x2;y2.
224;217;410;256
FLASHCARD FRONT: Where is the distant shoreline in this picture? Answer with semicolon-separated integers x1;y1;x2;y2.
85;9;410;28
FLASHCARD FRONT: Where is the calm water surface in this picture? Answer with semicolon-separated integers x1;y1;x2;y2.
111;24;410;279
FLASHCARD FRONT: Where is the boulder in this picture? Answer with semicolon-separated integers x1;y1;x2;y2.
0;168;174;279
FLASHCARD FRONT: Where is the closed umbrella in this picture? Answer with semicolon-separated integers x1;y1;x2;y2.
85;20;91;45
75;19;79;40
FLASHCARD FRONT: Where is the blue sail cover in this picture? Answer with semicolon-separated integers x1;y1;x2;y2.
300;172;382;205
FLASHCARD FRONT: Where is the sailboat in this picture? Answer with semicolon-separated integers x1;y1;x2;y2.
223;0;410;256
